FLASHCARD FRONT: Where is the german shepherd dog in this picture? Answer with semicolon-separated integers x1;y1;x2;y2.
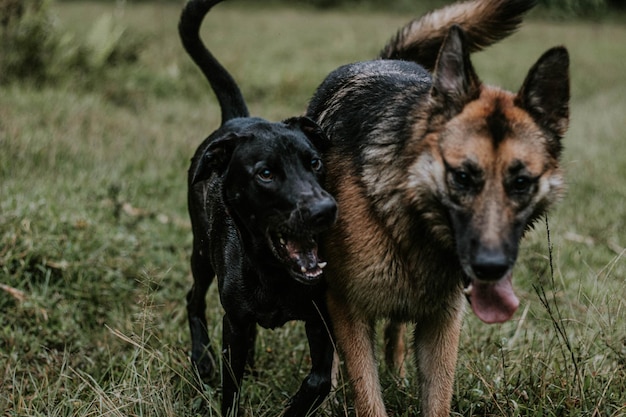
179;0;337;415
306;0;570;415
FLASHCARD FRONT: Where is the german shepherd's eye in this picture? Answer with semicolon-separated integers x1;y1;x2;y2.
510;175;534;194
451;169;473;190
257;168;274;183
445;159;482;193
311;158;323;172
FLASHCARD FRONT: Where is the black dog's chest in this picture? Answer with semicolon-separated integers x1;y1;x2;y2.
253;300;295;329
224;277;322;330
256;283;321;329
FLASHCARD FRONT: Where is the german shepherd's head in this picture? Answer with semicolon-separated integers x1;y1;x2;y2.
408;26;569;323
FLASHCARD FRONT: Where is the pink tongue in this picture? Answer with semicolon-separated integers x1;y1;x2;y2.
469;273;519;324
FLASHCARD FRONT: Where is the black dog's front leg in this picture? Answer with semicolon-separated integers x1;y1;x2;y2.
221;315;255;417
188;249;217;380
282;317;334;417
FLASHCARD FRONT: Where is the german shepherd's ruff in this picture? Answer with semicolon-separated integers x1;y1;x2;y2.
179;0;337;415
306;0;570;415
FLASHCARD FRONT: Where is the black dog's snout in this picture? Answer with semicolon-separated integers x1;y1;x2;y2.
471;249;510;281
308;195;337;228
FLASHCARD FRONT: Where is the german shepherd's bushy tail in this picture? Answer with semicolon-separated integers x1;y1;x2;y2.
379;0;536;71
179;0;249;124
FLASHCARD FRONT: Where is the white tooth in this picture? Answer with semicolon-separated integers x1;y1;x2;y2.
463;284;473;296
279;238;286;245
318;262;327;269
308;269;322;278
301;266;307;273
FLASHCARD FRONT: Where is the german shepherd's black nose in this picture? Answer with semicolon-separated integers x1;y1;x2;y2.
471;249;510;281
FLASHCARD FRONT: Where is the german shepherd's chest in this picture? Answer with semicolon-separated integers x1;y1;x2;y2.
323;172;463;320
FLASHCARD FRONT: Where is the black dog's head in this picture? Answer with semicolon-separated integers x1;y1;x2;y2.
192;116;337;284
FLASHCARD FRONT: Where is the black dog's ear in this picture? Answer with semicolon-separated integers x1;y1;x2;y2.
190;132;241;185
431;25;481;119
515;47;570;157
283;116;332;152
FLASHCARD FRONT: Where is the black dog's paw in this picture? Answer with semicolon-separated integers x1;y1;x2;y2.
192;350;218;382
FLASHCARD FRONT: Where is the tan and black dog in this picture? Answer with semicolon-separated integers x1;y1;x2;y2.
306;0;569;415
179;0;337;415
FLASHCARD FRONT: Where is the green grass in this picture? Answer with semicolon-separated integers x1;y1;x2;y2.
1;1;625;416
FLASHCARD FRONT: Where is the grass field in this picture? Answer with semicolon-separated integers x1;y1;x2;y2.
1;1;625;416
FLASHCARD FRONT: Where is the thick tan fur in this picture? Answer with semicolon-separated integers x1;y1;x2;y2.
380;0;538;71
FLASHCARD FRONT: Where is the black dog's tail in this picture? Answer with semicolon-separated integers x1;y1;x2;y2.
379;0;536;72
179;0;249;124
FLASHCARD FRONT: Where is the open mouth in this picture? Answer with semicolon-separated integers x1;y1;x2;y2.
463;272;520;324
268;231;327;284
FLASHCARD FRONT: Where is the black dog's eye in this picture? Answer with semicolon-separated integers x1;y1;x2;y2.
257;168;274;182
311;158;323;172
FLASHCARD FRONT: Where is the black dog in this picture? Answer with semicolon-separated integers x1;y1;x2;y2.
179;0;337;415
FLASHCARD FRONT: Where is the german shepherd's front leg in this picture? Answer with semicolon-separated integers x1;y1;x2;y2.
413;303;464;417
328;293;387;417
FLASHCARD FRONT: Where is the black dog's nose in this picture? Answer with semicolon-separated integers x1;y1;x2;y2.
471;249;509;281
309;196;337;228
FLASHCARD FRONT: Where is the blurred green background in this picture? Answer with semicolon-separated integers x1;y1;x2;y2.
1;0;625;416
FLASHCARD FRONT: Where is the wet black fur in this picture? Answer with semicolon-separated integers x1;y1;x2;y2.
179;0;336;415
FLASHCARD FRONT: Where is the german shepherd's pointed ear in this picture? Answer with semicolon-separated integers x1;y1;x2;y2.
515;47;570;157
283;116;332;152
430;25;481;118
190;132;243;185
